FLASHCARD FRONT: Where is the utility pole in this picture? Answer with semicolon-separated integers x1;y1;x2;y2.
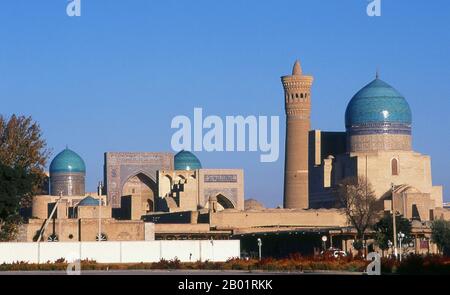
391;183;398;259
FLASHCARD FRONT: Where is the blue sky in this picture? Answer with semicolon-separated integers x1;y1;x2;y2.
1;0;449;206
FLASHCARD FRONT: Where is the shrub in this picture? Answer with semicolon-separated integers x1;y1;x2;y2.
397;255;450;274
0;255;448;273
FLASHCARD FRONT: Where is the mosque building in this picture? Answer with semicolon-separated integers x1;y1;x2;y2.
19;59;450;257
307;71;445;221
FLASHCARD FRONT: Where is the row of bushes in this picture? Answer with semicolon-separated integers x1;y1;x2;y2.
0;258;367;273
1;254;449;274
381;255;450;274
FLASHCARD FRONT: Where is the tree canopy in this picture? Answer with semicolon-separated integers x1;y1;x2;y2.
0;115;49;170
374;213;412;251
0;164;34;241
431;219;450;256
0;114;49;240
0;114;50;204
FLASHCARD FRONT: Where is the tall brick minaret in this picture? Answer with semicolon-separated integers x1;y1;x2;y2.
282;60;313;209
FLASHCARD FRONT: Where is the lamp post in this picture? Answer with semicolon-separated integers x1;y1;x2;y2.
398;232;405;262
321;235;328;251
391;183;398;259
387;240;393;258
257;238;262;260
98;182;103;242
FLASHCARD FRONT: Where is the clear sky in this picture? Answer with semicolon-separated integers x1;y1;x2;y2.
1;1;449;207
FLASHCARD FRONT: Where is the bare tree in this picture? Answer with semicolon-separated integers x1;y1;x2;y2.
336;176;380;252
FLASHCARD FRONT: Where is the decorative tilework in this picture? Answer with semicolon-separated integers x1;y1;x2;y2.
204;174;237;183
174;151;202;170
50;148;86;173
345;79;412;136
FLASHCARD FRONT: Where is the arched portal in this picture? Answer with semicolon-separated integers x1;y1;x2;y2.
122;173;156;213
216;194;235;210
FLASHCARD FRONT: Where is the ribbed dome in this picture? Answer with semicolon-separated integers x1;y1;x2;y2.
174;150;202;170
77;196;99;206
49;148;86;174
345;78;412;136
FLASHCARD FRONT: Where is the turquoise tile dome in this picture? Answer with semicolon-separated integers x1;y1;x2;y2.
174;150;202;170
77;196;99;206
49;148;86;174
345;78;412;136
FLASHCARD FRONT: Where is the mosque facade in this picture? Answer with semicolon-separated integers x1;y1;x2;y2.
305;69;444;221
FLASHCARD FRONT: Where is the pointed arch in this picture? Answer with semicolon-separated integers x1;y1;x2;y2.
122;172;157;213
216;194;235;209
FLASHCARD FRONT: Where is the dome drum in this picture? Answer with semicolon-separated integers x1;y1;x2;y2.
348;133;412;153
50;172;85;196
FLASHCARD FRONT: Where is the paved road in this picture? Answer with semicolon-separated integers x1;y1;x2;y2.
0;270;363;275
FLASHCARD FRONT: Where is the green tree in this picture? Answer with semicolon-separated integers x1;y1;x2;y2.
431;219;450;256
0;114;50;206
0;164;33;241
374;213;412;256
336;176;380;255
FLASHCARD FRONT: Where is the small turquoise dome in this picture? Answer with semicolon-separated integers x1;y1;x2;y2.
77;196;99;206
174;150;202;170
345;78;412;136
49;148;86;174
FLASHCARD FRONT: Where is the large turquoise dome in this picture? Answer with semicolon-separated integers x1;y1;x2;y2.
49;148;86;174
345;78;412;136
174;150;202;170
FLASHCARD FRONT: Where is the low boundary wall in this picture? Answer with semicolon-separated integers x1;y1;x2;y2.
0;240;240;264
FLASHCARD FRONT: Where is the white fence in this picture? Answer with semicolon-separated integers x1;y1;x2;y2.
0;240;240;264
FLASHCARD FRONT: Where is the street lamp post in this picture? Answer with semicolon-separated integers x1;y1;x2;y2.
257;238;262;260
98;182;103;242
321;235;328;251
387;240;393;258
398;232;405;262
391;183;398;259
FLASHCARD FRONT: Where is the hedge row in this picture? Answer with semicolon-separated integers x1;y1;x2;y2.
1;255;449;274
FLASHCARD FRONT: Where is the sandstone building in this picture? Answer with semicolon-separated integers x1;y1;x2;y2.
308;72;444;223
26;149;244;242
